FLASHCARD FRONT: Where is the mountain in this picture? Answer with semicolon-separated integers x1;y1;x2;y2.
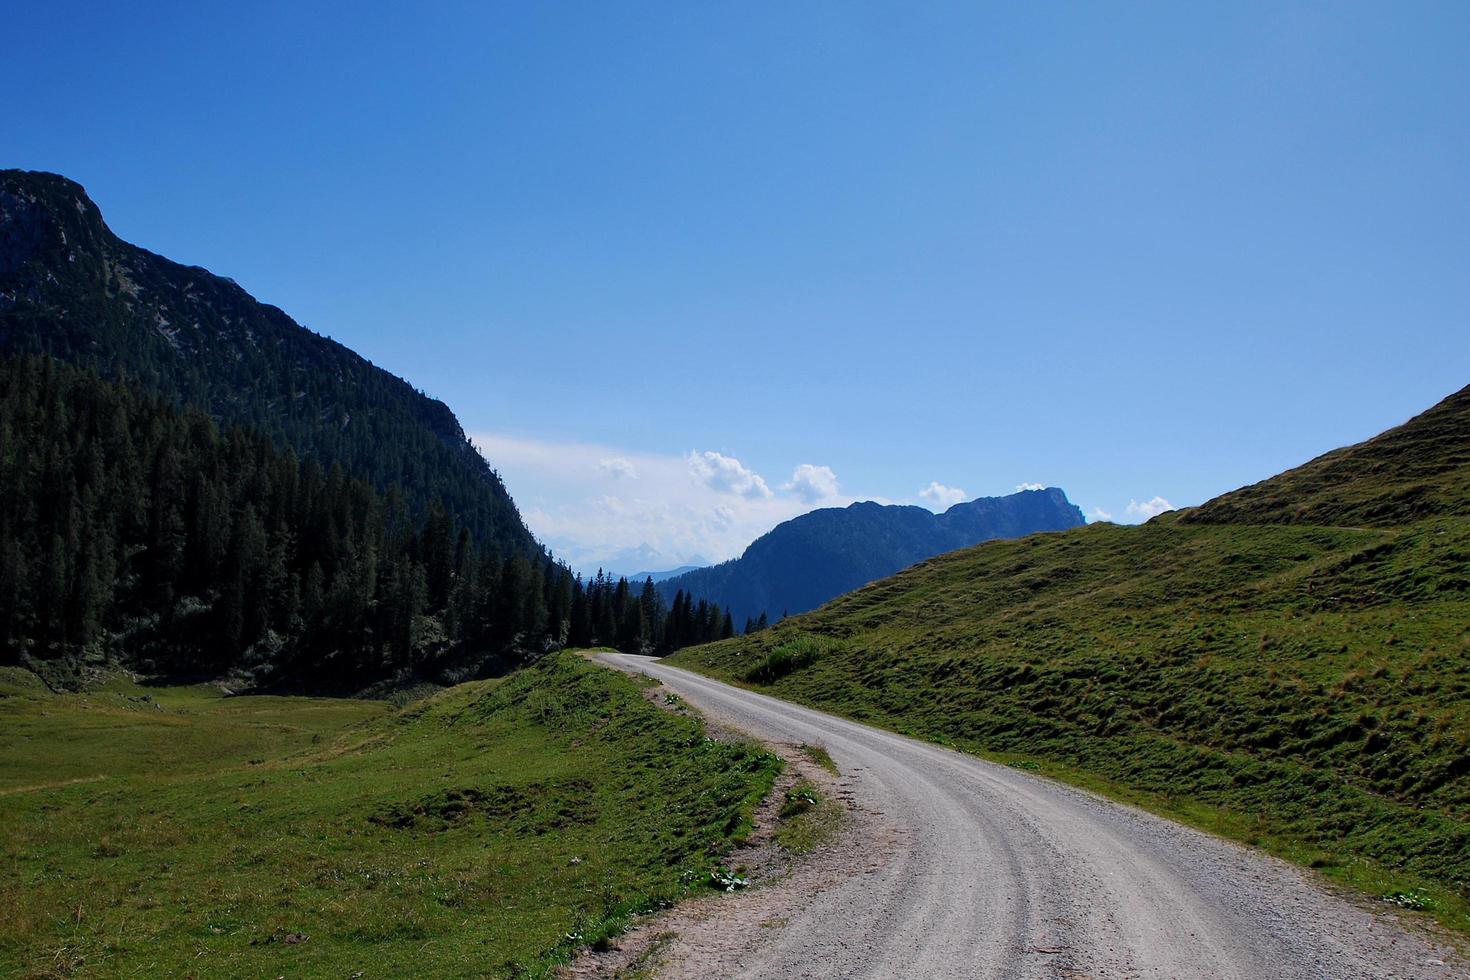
658;488;1086;625
586;543;709;583
0;171;626;686
630;564;707;583
669;384;1470;908
0;169;537;557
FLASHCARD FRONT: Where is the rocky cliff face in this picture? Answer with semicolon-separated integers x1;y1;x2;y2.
658;487;1086;625
0;169;538;557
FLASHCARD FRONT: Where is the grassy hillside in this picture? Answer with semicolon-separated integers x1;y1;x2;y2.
0;655;778;977
1185;383;1470;527
669;387;1470;923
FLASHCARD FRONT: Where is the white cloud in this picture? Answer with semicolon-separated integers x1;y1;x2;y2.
918;481;968;510
1015;482;1046;492
1088;506;1114;523
597;457;637;480
784;463;841;503
687;450;773;500
1125;496;1175;520
469;431;845;573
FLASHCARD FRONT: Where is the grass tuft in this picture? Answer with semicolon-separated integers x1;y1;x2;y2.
743;636;835;685
801;743;838;775
773;779;843;854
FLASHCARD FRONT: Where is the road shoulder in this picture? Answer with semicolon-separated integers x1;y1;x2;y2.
561;658;897;979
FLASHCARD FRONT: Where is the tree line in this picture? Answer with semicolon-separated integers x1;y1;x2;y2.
0;356;744;689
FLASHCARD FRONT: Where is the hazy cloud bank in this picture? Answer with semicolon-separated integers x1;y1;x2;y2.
472;431;857;572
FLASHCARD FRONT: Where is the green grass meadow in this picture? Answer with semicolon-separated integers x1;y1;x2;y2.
0;654;779;977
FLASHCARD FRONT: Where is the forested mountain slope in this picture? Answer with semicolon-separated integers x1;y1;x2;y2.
658;488;1085;626
0;169;536;556
0;174;707;685
671;385;1470;913
0;353;729;685
0;356;566;687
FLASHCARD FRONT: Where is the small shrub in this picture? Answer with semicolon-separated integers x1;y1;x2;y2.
779;782;822;819
1383;889;1436;911
708;867;749;892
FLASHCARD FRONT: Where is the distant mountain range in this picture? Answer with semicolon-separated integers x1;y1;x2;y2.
657;488;1086;625
629;564;707;583
584;544;709;583
0;168;1085;683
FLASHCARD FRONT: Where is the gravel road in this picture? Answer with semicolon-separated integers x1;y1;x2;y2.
597;653;1465;980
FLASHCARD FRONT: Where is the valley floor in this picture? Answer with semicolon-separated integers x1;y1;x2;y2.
0;656;777;978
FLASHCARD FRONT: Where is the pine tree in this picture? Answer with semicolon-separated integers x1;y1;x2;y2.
421;503;454;610
568;578;592;648
639;578;661;650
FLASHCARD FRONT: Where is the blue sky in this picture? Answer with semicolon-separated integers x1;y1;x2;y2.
8;2;1469;571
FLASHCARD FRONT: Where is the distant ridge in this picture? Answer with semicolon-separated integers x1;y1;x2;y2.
629;564;706;583
658;488;1085;625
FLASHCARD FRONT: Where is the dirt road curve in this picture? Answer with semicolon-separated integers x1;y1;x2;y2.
596;653;1464;980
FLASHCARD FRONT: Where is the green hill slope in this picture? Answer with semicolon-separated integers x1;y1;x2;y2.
669;386;1470;918
1185;383;1470;527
